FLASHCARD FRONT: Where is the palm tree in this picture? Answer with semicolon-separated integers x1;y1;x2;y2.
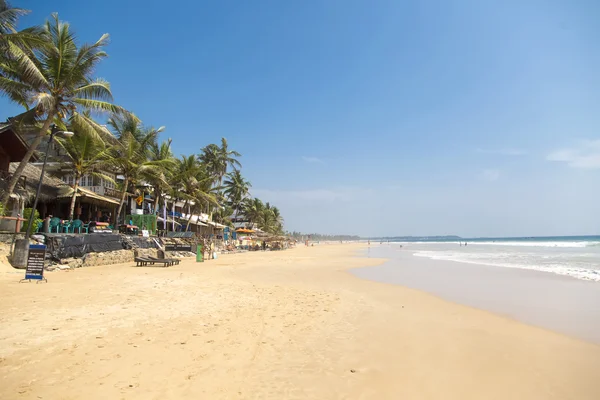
242;198;265;229
212;204;234;227
171;155;219;230
271;206;284;227
55;130;113;219
198;143;219;186
258;208;280;234
0;13;127;207
173;154;202;212
147;138;175;212
199;137;241;188
107;113;168;223
222;170;251;220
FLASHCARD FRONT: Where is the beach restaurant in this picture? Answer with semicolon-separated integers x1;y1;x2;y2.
0;162;120;233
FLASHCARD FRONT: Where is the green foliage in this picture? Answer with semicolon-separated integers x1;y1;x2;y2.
0;8;291;234
0;11;128;207
0;202;5;216
240;198;285;235
22;207;42;234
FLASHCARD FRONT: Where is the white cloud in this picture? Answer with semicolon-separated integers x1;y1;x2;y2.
476;148;527;156
479;169;500;181
301;156;324;164
547;140;600;169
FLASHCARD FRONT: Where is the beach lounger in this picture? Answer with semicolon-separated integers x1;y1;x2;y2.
148;256;180;266
135;257;153;266
135;257;171;267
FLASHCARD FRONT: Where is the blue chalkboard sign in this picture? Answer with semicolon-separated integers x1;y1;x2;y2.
24;244;47;282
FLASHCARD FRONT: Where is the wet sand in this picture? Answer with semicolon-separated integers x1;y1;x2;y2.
1;244;599;399
354;245;600;343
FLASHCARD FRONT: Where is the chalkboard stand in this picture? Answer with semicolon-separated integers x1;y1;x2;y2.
19;244;48;284
19;276;47;284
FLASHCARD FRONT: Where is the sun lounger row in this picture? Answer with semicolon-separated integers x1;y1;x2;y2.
134;256;181;267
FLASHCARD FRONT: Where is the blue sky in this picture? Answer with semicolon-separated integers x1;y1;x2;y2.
3;0;600;237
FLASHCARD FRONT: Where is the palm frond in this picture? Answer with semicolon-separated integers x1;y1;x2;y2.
0;1;28;34
73;78;113;101
70;33;109;77
73;98;129;115
0;74;29;105
5;40;48;88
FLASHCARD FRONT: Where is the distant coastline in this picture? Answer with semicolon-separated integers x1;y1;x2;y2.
366;235;461;241
366;235;600;243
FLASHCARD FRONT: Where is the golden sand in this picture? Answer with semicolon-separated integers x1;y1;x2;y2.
1;243;599;399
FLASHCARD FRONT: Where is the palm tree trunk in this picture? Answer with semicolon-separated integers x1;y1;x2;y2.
233;202;241;225
181;199;189;217
153;187;160;213
116;177;129;224
1;112;55;207
68;173;81;220
185;212;194;231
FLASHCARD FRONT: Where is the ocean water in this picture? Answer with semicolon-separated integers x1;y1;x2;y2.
386;236;600;282
355;246;600;343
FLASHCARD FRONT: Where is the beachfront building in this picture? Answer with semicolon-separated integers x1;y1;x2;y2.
0;116;123;227
1;115;233;237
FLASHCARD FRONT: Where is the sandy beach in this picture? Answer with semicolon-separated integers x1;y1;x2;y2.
1;243;599;399
355;245;600;343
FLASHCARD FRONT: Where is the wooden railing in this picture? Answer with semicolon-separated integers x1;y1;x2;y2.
0;216;26;232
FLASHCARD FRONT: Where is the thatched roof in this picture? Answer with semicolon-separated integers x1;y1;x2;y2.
2;162;66;202
57;185;120;206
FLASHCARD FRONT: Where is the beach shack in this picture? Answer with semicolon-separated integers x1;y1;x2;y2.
0;163;62;232
0;121;39;231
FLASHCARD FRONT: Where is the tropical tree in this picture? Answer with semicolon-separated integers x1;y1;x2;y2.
171;155;220;230
107;113;169;223
258;208;281;234
222;170;251;219
199;137;241;187
212;204;234;227
55;130;113;219
193;163;221;217
271;206;284;226
147;138;175;212
0;13;126;207
172;154;202;213
240;197;285;234
242;197;264;228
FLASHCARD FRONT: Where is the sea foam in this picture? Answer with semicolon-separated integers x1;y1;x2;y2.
413;250;600;282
